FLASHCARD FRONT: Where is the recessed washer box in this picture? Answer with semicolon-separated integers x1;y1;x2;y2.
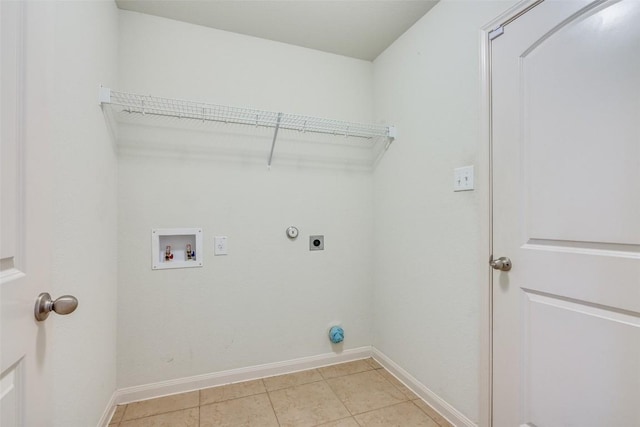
152;228;203;270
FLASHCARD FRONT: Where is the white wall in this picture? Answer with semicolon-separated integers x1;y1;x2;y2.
30;1;120;426
116;11;375;388
372;0;515;423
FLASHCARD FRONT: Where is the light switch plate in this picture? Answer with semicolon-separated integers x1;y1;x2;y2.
214;236;228;255
454;166;474;191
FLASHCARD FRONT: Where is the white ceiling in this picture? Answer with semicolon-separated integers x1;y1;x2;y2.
115;0;439;61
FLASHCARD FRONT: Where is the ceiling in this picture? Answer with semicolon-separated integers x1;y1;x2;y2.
115;0;439;61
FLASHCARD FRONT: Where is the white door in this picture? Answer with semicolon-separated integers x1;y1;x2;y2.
1;2;55;425
491;0;640;426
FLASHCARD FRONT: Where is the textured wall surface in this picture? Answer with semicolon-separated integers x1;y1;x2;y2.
372;1;515;422
116;11;375;388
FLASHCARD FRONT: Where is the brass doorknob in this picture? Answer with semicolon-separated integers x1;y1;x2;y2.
34;293;78;321
490;256;512;271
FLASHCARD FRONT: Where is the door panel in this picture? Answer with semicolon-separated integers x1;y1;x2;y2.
0;362;22;426
491;0;640;426
1;2;53;425
523;0;640;246
1;4;28;425
524;291;640;426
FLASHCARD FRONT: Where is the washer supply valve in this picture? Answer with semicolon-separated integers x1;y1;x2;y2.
186;244;195;260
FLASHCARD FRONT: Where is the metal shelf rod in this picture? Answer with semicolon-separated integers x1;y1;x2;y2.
268;112;283;169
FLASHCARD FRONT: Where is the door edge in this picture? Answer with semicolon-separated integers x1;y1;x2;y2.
477;2;545;426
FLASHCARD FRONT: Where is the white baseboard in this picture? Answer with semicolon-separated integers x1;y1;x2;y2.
100;346;473;427
371;347;476;427
97;391;117;427
113;346;372;405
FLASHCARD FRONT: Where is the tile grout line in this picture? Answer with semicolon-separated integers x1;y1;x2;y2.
262;379;283;427
322;377;355;418
374;368;449;426
411;399;441;425
348;398;415;420
265;391;282;426
120;405;199;424
312;415;361;427
264;377;325;393
324;367;424;420
199;378;267;408
411;399;450;427
118;404;131;424
264;369;325;393
317;360;375;381
199;391;268;407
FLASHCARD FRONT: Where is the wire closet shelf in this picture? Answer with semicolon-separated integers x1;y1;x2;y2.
99;87;396;167
101;88;394;140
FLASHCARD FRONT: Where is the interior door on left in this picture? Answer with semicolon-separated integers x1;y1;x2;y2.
1;2;53;425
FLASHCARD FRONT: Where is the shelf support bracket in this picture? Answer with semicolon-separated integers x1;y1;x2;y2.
98;85;111;105
385;125;397;150
267;112;283;169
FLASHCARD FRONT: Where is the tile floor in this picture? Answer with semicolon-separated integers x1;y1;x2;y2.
108;358;454;427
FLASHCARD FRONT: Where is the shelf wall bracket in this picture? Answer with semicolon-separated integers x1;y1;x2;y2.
99;85;111;106
267;112;283;169
387;126;397;148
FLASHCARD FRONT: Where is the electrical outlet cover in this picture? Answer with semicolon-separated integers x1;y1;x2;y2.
309;235;324;251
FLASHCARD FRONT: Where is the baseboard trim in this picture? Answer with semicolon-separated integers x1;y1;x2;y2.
113;346;372;405
102;346;473;427
97;391;117;427
371;347;476;427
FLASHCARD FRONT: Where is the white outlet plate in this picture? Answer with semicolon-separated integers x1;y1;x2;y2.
214;236;228;255
454;166;474;191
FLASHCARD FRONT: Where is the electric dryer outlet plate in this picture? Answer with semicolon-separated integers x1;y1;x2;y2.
309;235;324;251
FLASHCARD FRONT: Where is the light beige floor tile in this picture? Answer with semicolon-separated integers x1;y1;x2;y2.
355;401;440;426
366;358;383;370
200;393;278;427
109;404;127;424
119;407;198;427
413;399;454;427
326;370;407;415
377;369;419;400
317;416;360;426
318;360;373;379
122;391;198;421
269;381;350;427
263;369;323;391
200;379;265;406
